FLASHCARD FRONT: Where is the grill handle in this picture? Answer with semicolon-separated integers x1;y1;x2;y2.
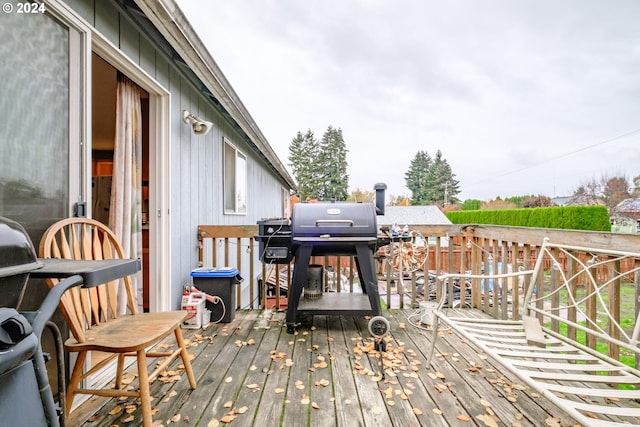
315;219;354;226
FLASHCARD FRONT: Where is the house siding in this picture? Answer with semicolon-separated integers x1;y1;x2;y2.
68;0;291;308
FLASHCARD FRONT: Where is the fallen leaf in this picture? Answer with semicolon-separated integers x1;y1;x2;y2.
315;378;330;387
225;376;233;383
544;417;562;427
220;414;236;423
432;408;443;415
274;388;285;394
109;406;122;416
476;414;498;427
237;406;248;414
121;372;136;385
456;414;472;421
311;402;320;409
433;383;447;393
383;387;393;399
413;408;423;415
223;401;233;408
170;414;181;422
207;418;220;427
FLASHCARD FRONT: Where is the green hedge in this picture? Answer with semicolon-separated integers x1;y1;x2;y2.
446;206;611;231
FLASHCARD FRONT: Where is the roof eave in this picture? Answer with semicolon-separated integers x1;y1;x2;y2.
133;0;297;190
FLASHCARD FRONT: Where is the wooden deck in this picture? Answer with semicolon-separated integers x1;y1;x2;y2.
70;308;580;427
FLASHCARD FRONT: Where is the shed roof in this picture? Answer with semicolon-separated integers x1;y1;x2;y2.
377;206;451;226
616;198;640;213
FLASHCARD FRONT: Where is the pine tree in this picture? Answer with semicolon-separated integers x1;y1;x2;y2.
288;129;319;200
426;150;460;205
404;150;432;204
317;126;349;201
404;149;460;206
288;126;349;201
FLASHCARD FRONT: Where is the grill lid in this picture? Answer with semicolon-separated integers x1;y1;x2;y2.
0;216;41;308
291;202;377;241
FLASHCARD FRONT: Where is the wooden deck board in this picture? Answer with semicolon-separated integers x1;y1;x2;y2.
394;309;576;427
69;308;585;427
325;315;366;427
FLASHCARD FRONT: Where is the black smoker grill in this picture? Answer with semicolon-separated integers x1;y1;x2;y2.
257;184;390;335
0;216;82;427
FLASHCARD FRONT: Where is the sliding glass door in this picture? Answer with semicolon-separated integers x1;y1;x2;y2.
0;4;85;244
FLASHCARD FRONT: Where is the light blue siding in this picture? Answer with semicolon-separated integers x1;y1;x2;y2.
73;0;291;308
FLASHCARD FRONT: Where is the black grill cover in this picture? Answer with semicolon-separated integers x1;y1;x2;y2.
0;217;41;308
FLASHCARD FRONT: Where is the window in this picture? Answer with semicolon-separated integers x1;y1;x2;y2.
224;138;247;214
282;187;290;217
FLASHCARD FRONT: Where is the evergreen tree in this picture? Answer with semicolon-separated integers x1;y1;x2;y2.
404;149;460;206
288;126;349;201
288;129;320;200
427;150;460;206
317;126;349;201
404;150;432;204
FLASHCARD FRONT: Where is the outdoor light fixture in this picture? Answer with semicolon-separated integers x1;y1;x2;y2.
182;110;213;136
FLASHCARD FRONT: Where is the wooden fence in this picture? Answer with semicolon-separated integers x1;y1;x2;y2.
197;223;640;321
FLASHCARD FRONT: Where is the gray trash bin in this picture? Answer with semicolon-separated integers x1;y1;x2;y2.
191;268;243;323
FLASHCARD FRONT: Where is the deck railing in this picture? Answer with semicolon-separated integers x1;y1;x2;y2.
197;223;640;325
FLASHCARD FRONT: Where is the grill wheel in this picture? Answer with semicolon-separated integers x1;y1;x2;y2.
368;315;390;337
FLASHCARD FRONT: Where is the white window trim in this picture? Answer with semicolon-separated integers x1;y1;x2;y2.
223;137;248;215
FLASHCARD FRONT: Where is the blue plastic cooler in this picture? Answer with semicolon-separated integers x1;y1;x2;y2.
190;268;243;323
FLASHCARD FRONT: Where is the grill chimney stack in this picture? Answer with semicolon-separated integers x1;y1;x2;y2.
374;183;386;216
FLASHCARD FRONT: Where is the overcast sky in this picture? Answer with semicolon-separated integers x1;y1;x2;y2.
176;0;640;201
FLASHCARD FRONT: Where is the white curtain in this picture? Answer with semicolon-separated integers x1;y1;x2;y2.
110;75;143;314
